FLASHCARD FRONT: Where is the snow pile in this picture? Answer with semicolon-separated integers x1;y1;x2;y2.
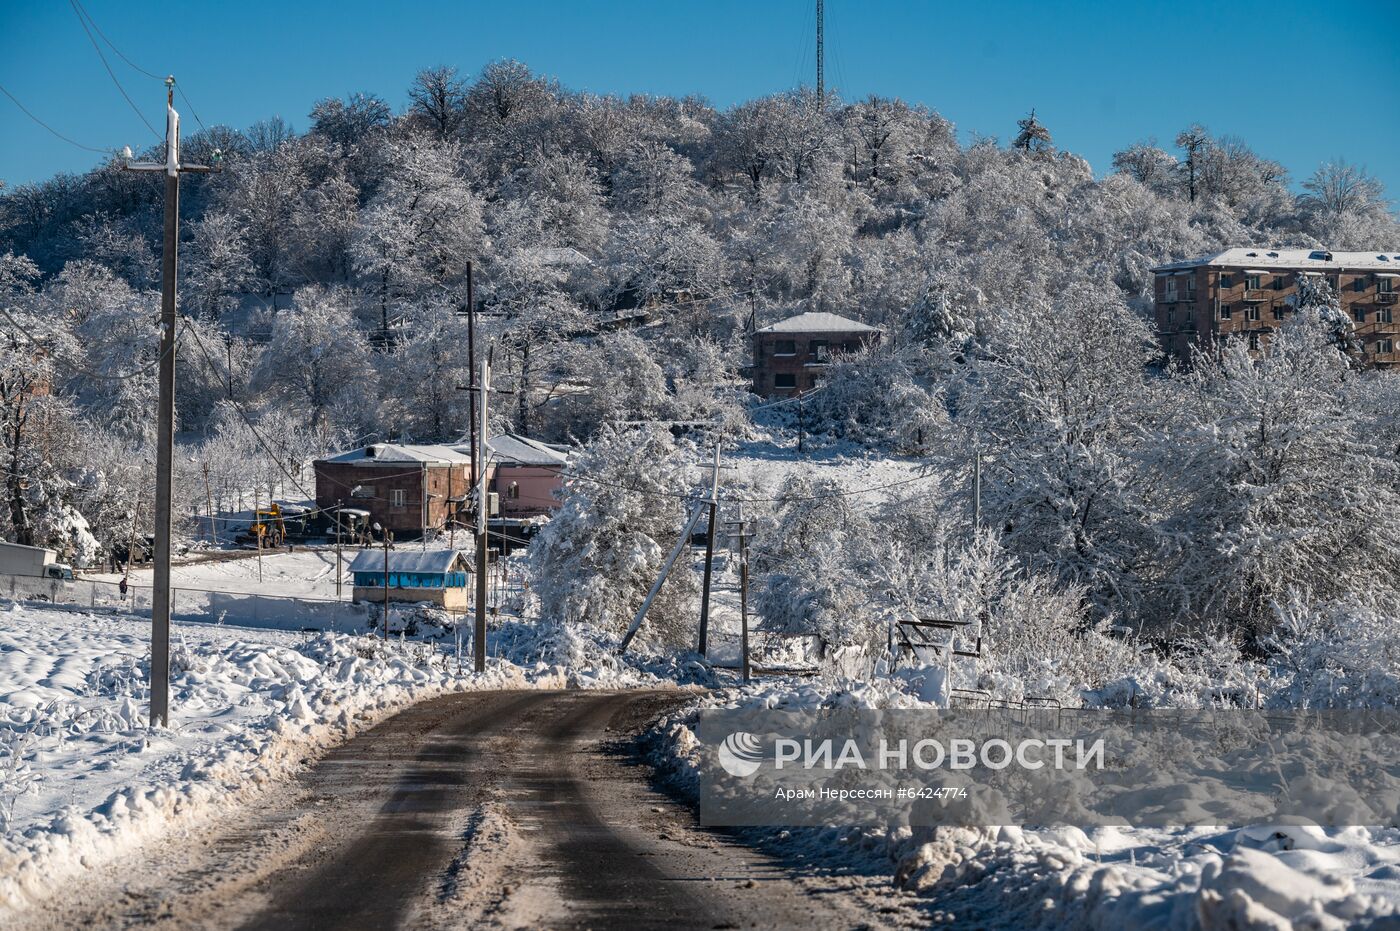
0;602;657;919
646;679;1400;929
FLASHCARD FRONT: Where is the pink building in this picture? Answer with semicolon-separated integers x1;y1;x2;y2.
485;434;569;517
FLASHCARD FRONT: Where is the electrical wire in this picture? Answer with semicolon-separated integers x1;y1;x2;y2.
0;82;113;155
68;0;161;141
0;306;180;382
70;0;163;81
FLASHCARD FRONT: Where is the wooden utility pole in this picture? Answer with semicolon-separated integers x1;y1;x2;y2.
797;392;806;455
474;354;490;673
381;526;391;640
728;511;752;683
816;0;825;99
972;448;982;531
696;443;722;656
335;498;343;600
618;503;706;653
124;77;216;728
200;462;214;546
465;262;478;486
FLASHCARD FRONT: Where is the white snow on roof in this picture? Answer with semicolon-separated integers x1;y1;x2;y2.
347;549;468;575
320;444;473;466
1154;248;1400;273
484;433;570;467
754;312;882;334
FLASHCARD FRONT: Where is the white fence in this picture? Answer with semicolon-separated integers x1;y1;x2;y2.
0;573;373;633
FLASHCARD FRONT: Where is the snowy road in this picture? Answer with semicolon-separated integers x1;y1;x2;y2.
17;690;924;930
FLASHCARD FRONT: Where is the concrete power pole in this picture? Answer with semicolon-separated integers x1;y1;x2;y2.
474;355;491;673
124;77;216;728
816;0;825;99
696;443;722;657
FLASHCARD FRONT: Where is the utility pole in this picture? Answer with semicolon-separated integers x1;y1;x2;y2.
464;262;478;487
696;443;722;657
797;392;806;455
200;462;214;546
474;354;490;673
381;524;391;640
816;0;825;99
124;77;217;728
728;510;752;684
254;485;263;584
972;448;982;532
335;498;343;600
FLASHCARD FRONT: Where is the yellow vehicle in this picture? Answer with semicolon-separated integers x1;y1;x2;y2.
238;503;287;548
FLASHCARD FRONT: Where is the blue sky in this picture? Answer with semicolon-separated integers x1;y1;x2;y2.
2;0;1398;199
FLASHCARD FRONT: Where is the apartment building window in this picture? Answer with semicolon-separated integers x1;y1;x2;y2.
1272;306;1285;321
1353;278;1366;293
1186;277;1197;299
773;372;797;389
1220;304;1232;319
1164;280;1178;302
1248;333;1260;351
1221;274;1234;289
1380;277;1395;294
1273;275;1286;291
1354;308;1368;324
1380;307;1394;324
1245;305;1261;321
1245;274;1262;291
1377;338;1394;354
390;488;406;508
1328;276;1340;292
1165;308;1175;326
772;339;797;356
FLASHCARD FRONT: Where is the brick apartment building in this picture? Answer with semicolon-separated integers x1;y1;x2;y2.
750;311;882;397
1153;248;1400;367
313;443;478;538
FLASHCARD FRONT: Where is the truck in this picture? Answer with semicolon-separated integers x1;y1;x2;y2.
0;541;75;580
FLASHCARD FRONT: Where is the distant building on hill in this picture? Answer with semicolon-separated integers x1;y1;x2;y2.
749;311;882;397
1153;248;1400;367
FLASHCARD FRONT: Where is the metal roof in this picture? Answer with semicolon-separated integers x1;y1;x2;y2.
348;549;469;574
484;433;570;467
753;311;882;335
1153;248;1400;273
320;444;473;466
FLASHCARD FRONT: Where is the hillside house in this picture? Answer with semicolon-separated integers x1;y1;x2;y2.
348;549;471;609
1153;248;1400;367
750;312;882;397
313;444;487;539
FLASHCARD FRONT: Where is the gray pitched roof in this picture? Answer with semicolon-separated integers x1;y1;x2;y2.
486;433;570;467
754;311;882;335
321;444;473;466
348;549;468;574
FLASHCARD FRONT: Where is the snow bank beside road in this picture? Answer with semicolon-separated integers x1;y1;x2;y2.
647;679;1400;930
0;603;658;919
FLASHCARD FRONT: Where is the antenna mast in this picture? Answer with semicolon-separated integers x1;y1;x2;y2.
816;0;825;98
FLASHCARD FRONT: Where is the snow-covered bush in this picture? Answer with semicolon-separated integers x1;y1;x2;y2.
797;343;946;453
1265;593;1400;708
529;426;700;648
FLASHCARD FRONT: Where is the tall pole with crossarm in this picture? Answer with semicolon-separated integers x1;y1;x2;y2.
124;77;218;727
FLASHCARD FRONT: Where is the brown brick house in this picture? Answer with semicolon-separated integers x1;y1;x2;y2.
750;312;882;397
1153;248;1400;367
313;444;484;539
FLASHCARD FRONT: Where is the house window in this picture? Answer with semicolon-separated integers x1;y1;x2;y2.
1378;338;1394;354
772;339;797;356
1245;274;1262;291
1220;304;1232;319
1272;305;1285;320
1354;278;1366;293
810;339;830;361
773;372;798;389
1186;277;1197;299
390;488;406;508
1273;275;1286;291
1379;277;1395;294
506;482;519;500
350;484;376;499
1221;274;1234;289
1354;308;1368;324
1248;333;1260;351
1164;280;1178;302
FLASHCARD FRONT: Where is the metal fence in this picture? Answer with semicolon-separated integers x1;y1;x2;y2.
0;573;373;633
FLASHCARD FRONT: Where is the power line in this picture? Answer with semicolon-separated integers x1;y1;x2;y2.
0;82;113;155
71;0;163;81
0;306;180;382
68;0;161;141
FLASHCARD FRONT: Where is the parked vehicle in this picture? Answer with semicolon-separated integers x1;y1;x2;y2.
0;541;75;580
